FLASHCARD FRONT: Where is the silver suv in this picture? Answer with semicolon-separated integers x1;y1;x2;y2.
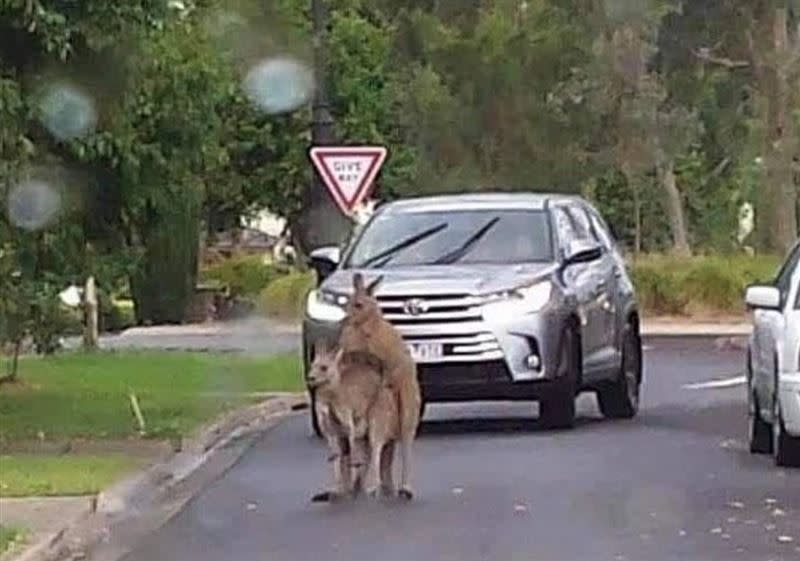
302;193;643;432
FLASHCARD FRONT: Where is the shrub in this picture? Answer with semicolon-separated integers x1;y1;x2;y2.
258;272;316;320
629;254;781;317
201;255;287;298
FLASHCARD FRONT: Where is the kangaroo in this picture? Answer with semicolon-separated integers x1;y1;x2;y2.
307;344;400;502
337;273;421;500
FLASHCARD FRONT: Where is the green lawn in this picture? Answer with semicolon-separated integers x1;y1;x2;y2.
0;455;141;498
0;526;23;555
0;352;303;445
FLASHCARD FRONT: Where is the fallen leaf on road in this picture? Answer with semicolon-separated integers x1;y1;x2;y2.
710;528;723;535
728;501;745;509
513;503;528;514
721;534;731;540
771;508;785;517
765;498;778;505
765;523;777;531
246;502;257;511
727;517;738;524
452;487;464;496
777;536;794;544
679;530;687;537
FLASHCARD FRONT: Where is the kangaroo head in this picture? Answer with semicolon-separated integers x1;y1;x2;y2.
345;273;383;327
307;342;344;390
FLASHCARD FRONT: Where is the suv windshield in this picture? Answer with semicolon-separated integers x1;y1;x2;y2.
346;209;553;268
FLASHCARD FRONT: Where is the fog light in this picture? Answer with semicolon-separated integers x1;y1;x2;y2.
526;354;541;370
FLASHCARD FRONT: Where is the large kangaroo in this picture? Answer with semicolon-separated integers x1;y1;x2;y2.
338;273;421;500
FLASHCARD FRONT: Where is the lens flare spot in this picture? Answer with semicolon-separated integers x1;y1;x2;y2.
37;83;98;141
243;57;314;115
6;179;62;231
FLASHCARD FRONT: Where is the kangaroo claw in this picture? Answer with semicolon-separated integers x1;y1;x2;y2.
398;488;414;501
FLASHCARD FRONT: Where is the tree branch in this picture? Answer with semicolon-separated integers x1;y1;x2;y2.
693;49;750;69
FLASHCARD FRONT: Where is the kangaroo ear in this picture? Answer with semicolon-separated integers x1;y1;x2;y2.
366;275;383;296
333;347;345;366
353;273;366;293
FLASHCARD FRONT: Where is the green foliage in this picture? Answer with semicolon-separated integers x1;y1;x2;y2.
0;526;24;556
258;271;315;320
201;255;288;298
630;254;781;316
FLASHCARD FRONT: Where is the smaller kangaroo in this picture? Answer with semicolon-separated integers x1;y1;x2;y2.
307;344;399;502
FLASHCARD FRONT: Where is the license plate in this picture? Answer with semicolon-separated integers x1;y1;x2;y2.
407;342;444;363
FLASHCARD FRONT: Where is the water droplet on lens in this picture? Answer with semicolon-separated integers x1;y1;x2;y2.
6;179;62;231
37;83;97;141
243;57;314;114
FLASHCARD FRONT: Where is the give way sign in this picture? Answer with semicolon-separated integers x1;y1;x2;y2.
309;146;388;215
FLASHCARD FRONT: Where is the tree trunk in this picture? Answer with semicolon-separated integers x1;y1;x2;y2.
658;159;692;257
754;5;799;254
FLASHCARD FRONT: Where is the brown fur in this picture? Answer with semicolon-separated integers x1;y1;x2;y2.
308;345;400;501
337;273;421;499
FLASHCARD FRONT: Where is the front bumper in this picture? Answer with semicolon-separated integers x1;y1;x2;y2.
779;372;800;436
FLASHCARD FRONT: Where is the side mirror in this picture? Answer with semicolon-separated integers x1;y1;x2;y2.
745;285;781;311
563;240;603;267
308;247;341;284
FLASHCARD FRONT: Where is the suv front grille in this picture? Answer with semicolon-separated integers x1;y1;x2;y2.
376;293;502;363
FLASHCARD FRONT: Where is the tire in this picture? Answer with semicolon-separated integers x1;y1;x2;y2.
774;402;800;467
540;326;579;430
747;362;773;454
597;324;642;419
310;390;323;438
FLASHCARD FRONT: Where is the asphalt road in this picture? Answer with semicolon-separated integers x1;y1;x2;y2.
122;338;800;561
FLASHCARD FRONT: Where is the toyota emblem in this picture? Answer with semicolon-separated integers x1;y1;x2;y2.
403;298;428;316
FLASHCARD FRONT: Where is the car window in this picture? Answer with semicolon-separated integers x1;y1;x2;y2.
775;243;800;305
566;205;598;243
552;207;581;254
586;209;616;250
346;209;554;267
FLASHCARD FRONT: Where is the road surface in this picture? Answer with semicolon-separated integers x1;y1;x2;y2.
122;338;800;561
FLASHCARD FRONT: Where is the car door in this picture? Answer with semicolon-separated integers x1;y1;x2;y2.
551;205;604;374
755;245;800;420
568;204;620;372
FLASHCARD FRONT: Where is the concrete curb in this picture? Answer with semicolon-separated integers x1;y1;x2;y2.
5;393;309;561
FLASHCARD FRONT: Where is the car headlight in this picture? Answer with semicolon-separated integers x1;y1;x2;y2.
306;290;348;322
482;281;553;322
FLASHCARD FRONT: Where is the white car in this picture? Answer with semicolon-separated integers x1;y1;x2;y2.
746;241;800;467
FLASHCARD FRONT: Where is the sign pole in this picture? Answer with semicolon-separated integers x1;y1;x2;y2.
294;0;350;253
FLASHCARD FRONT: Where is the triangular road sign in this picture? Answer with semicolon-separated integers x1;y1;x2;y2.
309;146;388;215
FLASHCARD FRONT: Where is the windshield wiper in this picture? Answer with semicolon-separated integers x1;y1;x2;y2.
359;223;448;269
430;216;501;265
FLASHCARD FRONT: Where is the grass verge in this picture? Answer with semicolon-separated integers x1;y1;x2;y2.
0;352;303;446
0;455;142;498
0;526;23;556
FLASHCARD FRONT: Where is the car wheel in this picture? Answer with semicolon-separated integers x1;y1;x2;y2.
773;402;800;467
540;326;579;430
597;324;641;419
747;366;772;454
310;390;323;438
